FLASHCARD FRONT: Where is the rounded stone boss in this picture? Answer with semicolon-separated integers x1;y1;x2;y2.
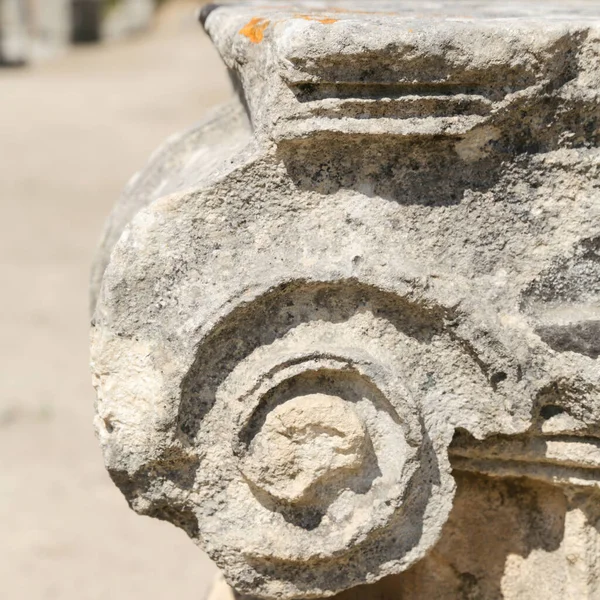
91;2;600;599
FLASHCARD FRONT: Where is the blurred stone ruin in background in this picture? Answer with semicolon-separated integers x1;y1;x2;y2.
0;0;158;65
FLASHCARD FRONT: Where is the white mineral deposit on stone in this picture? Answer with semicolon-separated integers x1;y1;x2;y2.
91;1;600;599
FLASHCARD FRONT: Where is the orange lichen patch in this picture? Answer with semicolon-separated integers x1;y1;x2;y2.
295;14;339;24
239;17;270;43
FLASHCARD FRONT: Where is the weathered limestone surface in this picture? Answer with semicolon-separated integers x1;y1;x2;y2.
91;2;600;599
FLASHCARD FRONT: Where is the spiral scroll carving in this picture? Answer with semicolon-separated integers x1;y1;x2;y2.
170;280;474;597
93;261;525;600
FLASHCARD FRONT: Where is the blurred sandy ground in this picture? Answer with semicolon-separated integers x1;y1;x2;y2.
0;2;232;598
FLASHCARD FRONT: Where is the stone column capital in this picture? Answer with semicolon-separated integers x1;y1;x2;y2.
91;3;600;598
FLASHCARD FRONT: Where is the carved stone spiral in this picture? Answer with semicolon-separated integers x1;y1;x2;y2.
168;280;471;598
92;161;524;598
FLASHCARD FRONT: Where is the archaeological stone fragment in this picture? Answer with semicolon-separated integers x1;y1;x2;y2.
91;2;600;598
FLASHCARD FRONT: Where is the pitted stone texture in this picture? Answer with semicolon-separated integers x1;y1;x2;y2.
89;98;251;313
208;475;600;600
92;2;600;599
239;394;367;505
